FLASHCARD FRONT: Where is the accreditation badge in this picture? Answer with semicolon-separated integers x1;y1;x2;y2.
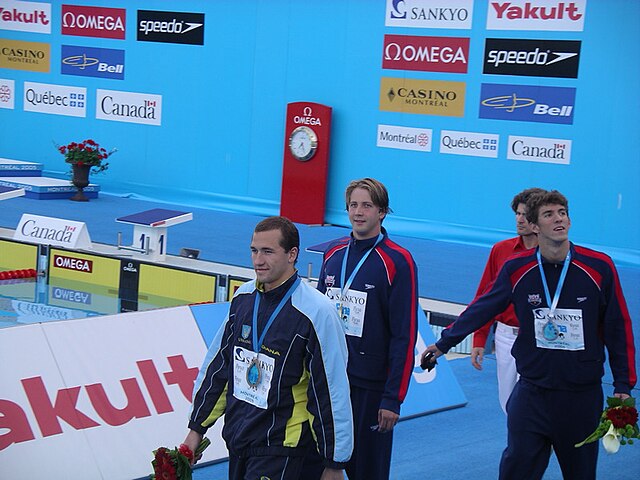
325;287;367;337
532;308;585;351
233;346;275;409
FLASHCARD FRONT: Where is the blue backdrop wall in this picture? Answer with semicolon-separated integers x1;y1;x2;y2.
0;0;638;263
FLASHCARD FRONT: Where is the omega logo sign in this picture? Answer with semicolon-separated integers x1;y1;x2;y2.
53;254;93;273
292;106;322;126
383;34;469;73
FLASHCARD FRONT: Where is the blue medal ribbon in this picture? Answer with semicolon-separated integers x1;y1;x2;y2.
536;248;571;341
247;276;301;387
339;234;383;315
252;276;301;353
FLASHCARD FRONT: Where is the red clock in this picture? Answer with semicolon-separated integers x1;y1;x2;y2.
280;102;332;224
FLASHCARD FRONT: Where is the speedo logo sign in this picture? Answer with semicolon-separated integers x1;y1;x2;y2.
484;38;580;78
137;10;204;45
479;83;575;125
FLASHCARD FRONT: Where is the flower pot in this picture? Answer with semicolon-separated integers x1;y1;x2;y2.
70;164;91;202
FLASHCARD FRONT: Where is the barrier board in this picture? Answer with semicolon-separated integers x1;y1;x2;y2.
0;306;227;480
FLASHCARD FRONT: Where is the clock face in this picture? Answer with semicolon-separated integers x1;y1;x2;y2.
289;126;318;161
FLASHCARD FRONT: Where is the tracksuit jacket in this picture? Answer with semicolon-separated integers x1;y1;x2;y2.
318;229;419;413
437;243;636;394
472;235;530;349
188;273;353;469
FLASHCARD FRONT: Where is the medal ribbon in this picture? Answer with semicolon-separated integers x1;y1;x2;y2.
536;248;571;318
252;277;301;353
339;234;384;300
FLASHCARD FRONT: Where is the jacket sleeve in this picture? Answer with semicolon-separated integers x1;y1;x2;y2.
380;251;418;414
602;262;637;395
438;265;512;354
188;312;234;434
471;246;501;349
304;294;353;469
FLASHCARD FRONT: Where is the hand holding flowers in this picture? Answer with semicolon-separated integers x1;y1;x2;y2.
575;396;639;454
150;437;211;480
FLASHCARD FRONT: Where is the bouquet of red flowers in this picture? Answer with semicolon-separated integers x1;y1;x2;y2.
151;437;211;480
575;396;639;453
56;138;116;174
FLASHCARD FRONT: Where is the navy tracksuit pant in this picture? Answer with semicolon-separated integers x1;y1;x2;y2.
302;384;394;480
499;379;603;480
346;385;394;480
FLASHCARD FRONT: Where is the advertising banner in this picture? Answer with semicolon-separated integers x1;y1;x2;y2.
0;307;227;479
479;83;575;124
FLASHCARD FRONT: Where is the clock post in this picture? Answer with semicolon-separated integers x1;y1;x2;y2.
280;102;332;224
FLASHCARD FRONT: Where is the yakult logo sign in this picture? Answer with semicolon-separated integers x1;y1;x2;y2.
96;89;162;126
386;0;473;29
377;124;432;153
0;355;196;451
23;81;86;118
0;78;15;109
484;38;581;78
440;130;499;158
61;5;126;39
383;35;469;74
508;135;571;164
487;1;586;31
137;10;205;45
0;0;51;33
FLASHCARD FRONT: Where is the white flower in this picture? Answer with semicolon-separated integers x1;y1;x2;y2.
602;423;621;454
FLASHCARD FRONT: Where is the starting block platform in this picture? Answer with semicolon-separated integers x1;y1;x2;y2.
0;158;43;177
0;185;25;201
0;177;99;200
116;208;193;261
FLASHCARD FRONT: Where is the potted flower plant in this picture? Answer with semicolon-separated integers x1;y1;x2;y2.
56;139;116;201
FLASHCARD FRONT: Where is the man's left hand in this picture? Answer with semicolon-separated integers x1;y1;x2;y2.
614;392;631;400
377;408;399;433
320;468;344;480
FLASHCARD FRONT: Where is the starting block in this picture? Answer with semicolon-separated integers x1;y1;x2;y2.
116;208;193;261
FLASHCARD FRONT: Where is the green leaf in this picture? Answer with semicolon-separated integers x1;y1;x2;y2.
195;437;212;457
606;396;623;408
